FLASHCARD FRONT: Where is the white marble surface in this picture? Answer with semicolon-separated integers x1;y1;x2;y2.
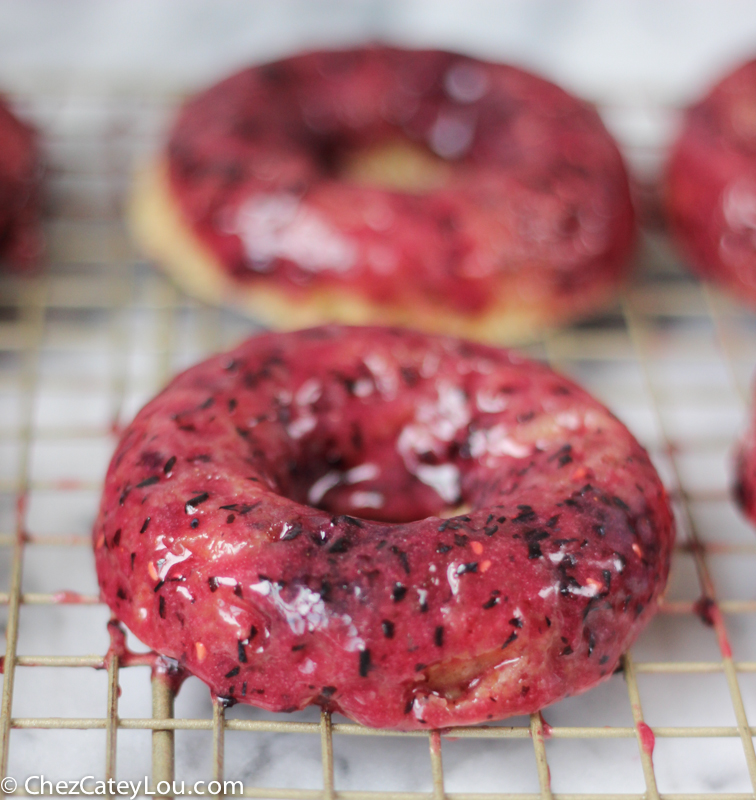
4;0;756;179
1;0;756;106
2;1;756;795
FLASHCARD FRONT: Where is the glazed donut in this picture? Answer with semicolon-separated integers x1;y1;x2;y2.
667;59;756;302
736;403;756;522
0;94;41;269
94;325;673;729
130;47;635;343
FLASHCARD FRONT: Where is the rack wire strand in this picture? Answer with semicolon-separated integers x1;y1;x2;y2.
622;296;756;791
0;93;754;797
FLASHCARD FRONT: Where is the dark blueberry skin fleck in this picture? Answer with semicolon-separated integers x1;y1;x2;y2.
392;583;408;602
95;326;674;731
483;593;500;610
185;493;209;513
359;650;371;677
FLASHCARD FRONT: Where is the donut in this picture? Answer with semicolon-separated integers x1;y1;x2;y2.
667;58;756;302
0;94;41;270
94;325;673;729
130;47;636;343
735;404;756;522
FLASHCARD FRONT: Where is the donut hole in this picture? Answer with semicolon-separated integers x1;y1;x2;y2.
259;397;478;524
336;139;451;193
271;435;471;524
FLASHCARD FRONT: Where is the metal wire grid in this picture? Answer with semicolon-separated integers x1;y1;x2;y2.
1;91;756;798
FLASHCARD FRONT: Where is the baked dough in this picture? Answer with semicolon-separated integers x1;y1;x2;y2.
95;325;674;729
131;48;635;342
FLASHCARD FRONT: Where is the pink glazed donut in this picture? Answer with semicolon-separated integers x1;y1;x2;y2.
667;59;756;302
0;95;41;269
130;47;635;342
94;325;674;729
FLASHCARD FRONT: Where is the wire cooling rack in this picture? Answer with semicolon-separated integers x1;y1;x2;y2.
2;90;756;799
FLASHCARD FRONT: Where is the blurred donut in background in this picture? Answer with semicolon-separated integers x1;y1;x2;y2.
667;58;756;303
0;95;42;270
131;46;635;342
